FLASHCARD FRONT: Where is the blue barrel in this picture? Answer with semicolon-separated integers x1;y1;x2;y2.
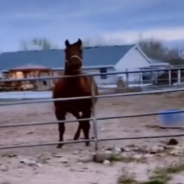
158;109;184;127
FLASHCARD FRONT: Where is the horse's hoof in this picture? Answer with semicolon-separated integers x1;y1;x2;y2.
57;144;63;148
85;142;90;147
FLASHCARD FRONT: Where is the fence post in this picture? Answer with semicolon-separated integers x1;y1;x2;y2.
140;71;143;89
125;69;129;87
178;69;181;84
168;70;171;86
91;82;99;150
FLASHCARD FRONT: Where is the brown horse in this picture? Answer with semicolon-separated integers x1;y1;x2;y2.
53;38;98;148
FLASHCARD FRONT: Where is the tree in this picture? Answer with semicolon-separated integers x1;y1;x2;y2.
138;38;184;65
20;38;59;50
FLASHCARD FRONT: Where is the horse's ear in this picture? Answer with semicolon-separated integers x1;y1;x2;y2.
78;39;82;46
65;39;70;47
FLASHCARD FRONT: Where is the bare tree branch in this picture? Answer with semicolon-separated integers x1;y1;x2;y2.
139;38;184;65
20;38;59;50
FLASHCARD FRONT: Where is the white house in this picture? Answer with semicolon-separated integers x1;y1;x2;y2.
113;44;152;85
80;44;168;86
77;44;159;86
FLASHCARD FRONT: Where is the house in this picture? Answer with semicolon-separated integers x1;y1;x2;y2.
8;64;53;90
0;44;168;86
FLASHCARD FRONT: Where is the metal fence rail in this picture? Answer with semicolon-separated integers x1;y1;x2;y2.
1;87;184;106
1;109;184;129
1;68;184;150
1;133;184;150
2;132;184;150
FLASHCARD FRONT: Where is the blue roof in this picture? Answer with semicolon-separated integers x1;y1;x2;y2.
0;44;135;70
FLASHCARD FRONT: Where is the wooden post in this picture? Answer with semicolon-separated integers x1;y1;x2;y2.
168;70;171;86
49;70;53;87
140;71;143;89
177;69;181;84
125;69;129;88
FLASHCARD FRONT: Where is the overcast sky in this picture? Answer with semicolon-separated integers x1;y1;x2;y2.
0;0;184;51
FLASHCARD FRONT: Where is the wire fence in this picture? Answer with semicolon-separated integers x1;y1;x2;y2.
1;68;184;150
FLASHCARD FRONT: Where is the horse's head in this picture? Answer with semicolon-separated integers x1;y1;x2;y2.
64;39;83;73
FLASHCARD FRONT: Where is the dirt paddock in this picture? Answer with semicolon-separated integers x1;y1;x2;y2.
1;92;184;183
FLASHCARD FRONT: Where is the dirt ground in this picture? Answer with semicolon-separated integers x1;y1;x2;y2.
1;92;184;184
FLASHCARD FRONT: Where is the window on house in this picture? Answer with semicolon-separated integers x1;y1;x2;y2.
15;71;24;79
43;80;47;85
100;68;107;79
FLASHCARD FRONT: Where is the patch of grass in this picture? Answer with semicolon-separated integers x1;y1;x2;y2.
139;180;167;184
146;167;170;183
108;154;136;163
118;175;136;184
117;174;168;184
117;168;137;184
117;172;169;184
153;162;184;175
118;173;136;184
146;162;184;184
149;172;171;183
117;162;184;184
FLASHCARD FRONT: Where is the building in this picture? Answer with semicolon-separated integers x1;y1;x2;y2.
9;64;53;90
0;44;168;86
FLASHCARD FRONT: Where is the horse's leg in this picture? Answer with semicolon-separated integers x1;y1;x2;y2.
71;111;82;141
71;110;91;146
55;108;65;148
81;110;91;146
73;123;82;140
